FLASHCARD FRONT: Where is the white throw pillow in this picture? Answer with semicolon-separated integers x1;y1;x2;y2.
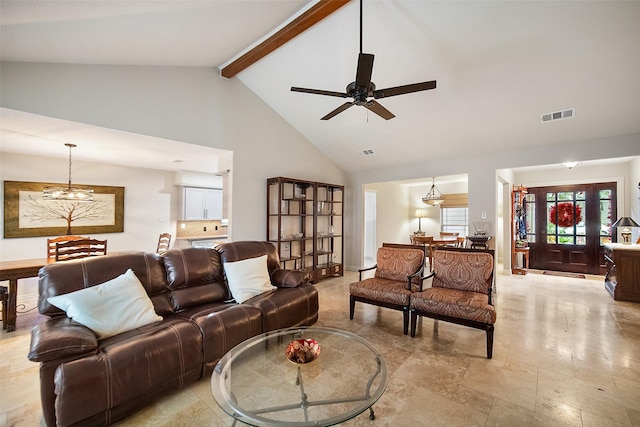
223;255;276;303
47;269;163;339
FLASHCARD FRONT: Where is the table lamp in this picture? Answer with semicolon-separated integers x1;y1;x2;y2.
611;217;639;244
414;209;426;236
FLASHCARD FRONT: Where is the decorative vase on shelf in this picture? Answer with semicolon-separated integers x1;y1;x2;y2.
473;221;489;236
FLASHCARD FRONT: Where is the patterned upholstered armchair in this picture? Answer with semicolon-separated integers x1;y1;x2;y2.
410;248;496;358
349;247;425;335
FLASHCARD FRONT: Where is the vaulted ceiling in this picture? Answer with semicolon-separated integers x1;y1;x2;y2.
1;0;639;173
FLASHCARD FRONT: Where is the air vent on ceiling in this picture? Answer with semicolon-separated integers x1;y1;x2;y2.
360;149;375;155
541;108;575;123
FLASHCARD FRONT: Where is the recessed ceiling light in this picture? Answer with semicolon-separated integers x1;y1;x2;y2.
173;159;184;163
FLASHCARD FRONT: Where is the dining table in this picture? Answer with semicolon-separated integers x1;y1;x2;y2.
411;235;459;270
0;258;52;332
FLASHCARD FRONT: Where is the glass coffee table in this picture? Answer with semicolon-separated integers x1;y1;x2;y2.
211;327;388;426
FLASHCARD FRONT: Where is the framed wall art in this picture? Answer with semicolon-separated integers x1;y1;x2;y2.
3;180;125;238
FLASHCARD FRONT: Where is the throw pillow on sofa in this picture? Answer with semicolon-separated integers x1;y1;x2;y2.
47;268;163;339
223;254;277;303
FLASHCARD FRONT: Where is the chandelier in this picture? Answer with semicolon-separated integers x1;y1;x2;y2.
43;143;94;201
422;176;445;206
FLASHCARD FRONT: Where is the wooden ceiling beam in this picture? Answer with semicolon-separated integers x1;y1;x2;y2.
220;0;350;78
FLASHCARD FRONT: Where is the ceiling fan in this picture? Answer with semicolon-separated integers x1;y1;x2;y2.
291;0;437;120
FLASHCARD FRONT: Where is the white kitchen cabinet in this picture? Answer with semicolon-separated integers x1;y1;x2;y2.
182;187;222;220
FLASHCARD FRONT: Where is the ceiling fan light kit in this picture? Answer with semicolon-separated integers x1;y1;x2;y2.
291;0;436;120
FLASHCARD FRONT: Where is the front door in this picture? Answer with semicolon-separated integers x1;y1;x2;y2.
525;183;616;275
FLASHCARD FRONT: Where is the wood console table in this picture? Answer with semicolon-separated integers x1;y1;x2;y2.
0;258;51;332
604;244;640;302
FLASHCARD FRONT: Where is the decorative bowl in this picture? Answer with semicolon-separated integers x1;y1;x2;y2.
285;338;321;364
291;232;304;239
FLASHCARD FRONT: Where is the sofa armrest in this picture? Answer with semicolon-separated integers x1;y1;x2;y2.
28;317;98;363
270;268;310;288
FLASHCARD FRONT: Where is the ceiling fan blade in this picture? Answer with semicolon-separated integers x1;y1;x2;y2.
291;87;349;98
321;102;354;120
354;53;374;89
373;80;437;99
364;100;395;120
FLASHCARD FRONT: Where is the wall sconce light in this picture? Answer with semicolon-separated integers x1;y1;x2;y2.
611;217;639;244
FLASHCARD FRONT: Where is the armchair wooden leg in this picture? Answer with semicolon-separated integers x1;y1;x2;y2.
403;307;409;335
486;324;494;359
349;296;355;320
410;311;417;337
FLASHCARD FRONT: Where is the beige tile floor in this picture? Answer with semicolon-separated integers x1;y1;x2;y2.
2;269;640;426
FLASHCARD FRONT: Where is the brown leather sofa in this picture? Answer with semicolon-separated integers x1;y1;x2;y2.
28;241;319;427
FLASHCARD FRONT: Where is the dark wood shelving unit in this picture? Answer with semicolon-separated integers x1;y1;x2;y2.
511;185;528;275
267;177;344;283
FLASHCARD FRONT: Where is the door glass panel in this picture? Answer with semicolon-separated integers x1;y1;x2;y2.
599;189;612;199
547;193;584;246
599;198;613;244
576;200;586;236
547;202;556;235
525;194;535;243
558;226;574;245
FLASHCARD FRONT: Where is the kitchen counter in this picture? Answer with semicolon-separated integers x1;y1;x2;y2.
175;235;228;249
176;235;228;241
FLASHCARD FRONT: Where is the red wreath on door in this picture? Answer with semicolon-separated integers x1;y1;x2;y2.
549;202;582;227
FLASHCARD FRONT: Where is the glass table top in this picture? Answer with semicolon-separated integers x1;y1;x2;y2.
211;326;388;427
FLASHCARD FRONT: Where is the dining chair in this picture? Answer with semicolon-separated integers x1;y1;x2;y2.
55;238;107;262
156;233;172;254
439;232;459;237
412;235;435;271
456;236;466;248
47;235;90;260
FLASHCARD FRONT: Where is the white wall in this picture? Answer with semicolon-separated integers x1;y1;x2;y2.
363;182;409;249
0;151;178;297
629;157;640;243
2;62;639;273
346;134;640;271
0;152;177;260
0;62;347;243
408;181;468;238
352;179;468;270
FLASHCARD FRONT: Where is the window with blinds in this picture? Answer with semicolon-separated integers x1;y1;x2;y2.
441;193;468;236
